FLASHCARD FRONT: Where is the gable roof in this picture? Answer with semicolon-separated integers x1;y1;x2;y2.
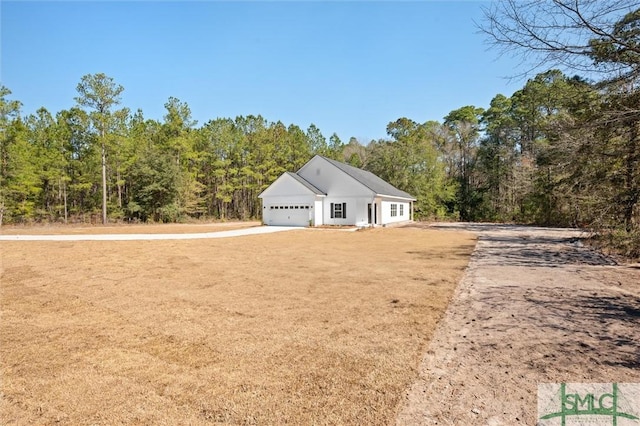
315;156;416;200
285;172;326;195
258;171;326;198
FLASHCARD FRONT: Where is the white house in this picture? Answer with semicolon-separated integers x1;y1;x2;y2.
258;155;416;227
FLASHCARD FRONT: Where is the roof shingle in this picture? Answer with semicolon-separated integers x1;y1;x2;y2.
315;156;416;200
286;172;326;195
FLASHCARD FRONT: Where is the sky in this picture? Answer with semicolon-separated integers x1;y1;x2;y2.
1;1;524;142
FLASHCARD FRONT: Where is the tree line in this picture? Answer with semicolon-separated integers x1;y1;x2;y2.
0;78;344;225
1;0;639;256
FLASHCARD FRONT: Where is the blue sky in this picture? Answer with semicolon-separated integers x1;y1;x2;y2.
1;1;523;142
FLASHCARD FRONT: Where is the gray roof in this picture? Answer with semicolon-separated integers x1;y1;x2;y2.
286;172;326;195
317;156;416;200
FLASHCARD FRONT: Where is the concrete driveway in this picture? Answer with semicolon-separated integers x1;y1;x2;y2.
0;225;303;241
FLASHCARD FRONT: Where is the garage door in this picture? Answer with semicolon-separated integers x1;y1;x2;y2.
267;205;311;226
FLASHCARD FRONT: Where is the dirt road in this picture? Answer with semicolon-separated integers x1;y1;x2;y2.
397;223;640;425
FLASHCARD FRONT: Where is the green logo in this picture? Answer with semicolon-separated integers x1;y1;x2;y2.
538;383;640;425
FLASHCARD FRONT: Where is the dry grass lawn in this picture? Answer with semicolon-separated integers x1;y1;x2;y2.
1;224;475;425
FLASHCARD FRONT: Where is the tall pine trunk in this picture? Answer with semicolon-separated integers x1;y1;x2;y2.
101;137;107;224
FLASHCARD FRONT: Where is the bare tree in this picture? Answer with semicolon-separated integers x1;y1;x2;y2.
480;0;640;82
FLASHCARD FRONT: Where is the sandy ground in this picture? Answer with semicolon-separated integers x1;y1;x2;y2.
396;223;640;425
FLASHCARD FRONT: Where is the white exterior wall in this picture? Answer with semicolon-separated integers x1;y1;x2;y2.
323;198;349;226
263;195;314;205
380;199;411;225
354;197;371;227
259;173;322;226
313;199;324;226
322;196;371;226
299;157;376;226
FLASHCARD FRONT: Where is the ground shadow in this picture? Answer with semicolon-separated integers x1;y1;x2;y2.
424;223;617;267
475;235;617;267
520;290;640;370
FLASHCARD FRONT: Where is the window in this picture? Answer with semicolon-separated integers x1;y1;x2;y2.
391;204;398;217
400;204;404;216
330;202;347;219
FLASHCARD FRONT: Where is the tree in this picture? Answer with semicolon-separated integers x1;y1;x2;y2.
198;117;243;219
2;118;41;222
56;107;98;221
481;0;640;82
343;137;367;167
306;124;328;156
160;97;204;219
162;97;197;164
75;73;124;224
468;70;603;224
0;86;22;225
483;2;640;254
26;108;70;222
128;144;179;222
285;124;312;170
589;8;640;84
366;118;456;219
327;133;344;160
444;106;485;220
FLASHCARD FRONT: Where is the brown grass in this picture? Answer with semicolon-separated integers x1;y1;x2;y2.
0;224;475;425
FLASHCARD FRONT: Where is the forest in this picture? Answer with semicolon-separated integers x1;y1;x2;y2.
1;1;639;256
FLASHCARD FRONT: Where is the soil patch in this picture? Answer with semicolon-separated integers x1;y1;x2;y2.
397;223;640;425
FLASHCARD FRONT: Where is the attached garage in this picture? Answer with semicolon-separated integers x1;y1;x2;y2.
259;172;326;227
265;204;312;226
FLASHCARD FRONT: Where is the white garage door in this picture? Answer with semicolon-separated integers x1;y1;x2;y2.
267;205;311;226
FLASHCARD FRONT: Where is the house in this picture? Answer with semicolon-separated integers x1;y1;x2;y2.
258;155;416;227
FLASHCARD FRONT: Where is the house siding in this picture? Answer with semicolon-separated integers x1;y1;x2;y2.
380;200;411;225
313;199;324;226
299;157;376;227
323;196;371;226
